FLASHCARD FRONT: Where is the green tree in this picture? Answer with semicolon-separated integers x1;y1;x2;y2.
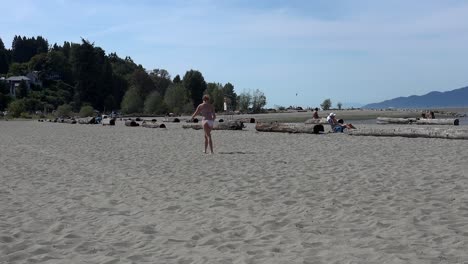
321;98;332;110
11;35;49;63
251;89;267;113
70;39;113;110
164;83;189;114
130;68;155;97
223;83;237;110
7;99;26;117
8;62;29;76
237;91;252;112
56;104;73;117
183;70;207;108
15;81;29;99
205;82;225;111
0;38;9;74
144;91;167;114
120;86;143;114
337;102;342;110
149;69;171;96
28;53;47;72
173;75;181;84
79;105;94;117
0;93;12;111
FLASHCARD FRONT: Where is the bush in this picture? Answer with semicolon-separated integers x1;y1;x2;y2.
79;105;94;117
121;87;143;114
144;91;167;114
7;99;26;118
20;112;32;119
56;104;73;117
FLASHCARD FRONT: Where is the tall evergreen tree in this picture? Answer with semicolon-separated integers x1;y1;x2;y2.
223;82;237;110
0;38;9;74
70;39;113;110
183;70;206;108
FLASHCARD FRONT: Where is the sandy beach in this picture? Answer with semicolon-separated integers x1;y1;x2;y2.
1;119;468;263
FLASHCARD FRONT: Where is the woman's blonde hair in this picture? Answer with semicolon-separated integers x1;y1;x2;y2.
202;94;210;102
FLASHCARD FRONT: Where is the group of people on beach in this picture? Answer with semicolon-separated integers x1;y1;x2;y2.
191;97;358;154
312;107;355;133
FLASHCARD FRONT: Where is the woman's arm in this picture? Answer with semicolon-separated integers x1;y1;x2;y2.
191;105;201;119
212;105;216;120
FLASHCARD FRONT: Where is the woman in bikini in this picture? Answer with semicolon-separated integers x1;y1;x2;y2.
191;95;216;154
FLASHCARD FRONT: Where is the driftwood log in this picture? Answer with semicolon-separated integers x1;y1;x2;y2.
142;122;166;128
255;122;324;134
304;118;328;124
63;119;76;124
347;127;468;140
236;118;256;123
377;117;459;126
182;120;244;130
77;117;96;124
163;117;181;123
377;117;418;124
125;120;139;127
416;118;459;126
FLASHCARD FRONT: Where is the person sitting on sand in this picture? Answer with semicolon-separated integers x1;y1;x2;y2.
427;111;435;119
312;107;320;119
327;113;355;132
191;95;216;154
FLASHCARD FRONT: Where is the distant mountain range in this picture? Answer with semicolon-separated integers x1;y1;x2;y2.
363;86;468;109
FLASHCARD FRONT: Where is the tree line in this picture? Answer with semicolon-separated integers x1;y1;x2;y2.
0;35;267;117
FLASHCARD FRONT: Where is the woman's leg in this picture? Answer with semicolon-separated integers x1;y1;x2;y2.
203;123;213;153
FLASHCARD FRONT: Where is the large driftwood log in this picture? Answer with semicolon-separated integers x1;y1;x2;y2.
125;120;139;127
142;122;166;128
64;119;76;124
304;118;328;124
347;127;468;140
416;118;459;126
77;117;96;124
182;120;244;130
377;117;459;126
236;117;256;123
255;122;324;134
377;117;418;124
163;117;181;123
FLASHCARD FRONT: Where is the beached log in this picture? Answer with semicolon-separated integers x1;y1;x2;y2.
255;122;324;134
142;122;166;128
304;118;328;125
185;118;199;123
416;118;459;126
77;117;96;124
347;127;468;140
182;120;244;130
125;120;139;127
64;119;76;124
377;117;459;126
163;117;181;123
377;117;418;124
236;118;256;123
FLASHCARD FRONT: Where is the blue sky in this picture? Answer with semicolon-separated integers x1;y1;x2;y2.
1;0;468;108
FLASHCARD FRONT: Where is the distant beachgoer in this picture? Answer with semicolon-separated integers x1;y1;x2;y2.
429;111;435;119
327;113;355;132
312;107;320;119
191;95;216;154
421;112;427;119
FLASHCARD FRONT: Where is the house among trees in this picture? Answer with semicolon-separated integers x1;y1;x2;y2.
5;71;42;97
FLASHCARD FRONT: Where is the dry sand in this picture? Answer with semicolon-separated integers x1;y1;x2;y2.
1;120;467;263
